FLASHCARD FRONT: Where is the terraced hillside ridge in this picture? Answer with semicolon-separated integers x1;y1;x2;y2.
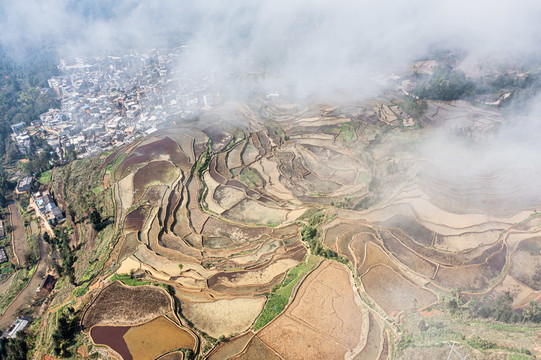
48;99;541;360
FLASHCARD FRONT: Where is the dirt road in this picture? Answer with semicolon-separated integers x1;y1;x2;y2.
0;227;52;330
8;201;27;267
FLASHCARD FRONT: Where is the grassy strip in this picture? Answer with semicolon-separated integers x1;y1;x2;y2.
110;273;151;286
106;153;127;175
253;255;320;330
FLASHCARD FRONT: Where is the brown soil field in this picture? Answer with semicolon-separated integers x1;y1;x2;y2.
118;233;140;261
258;312;349;360
241;143;259;165
226;142;244;170
288;262;364;349
209;258;301;288
161;233;202;258
350;232;379;268
323;222;354;249
82;282;172;329
204;172;227;214
159;352;184;360
381;230;437;278
124;205;150;233
434;230;500;252
378;214;434;246
361;265;437;316
483;274;537;309
117;137;191;176
258;261;364;359
354;313;382;360
182;297;266;338
213;185;245;209
172;208;193;238
123;316;195;360
224;199;287;226
232;239;281;266
209;156;228;185
207;332;254;360
90;325;131;360
118;172;135;215
139;184;169;206
509;248;541;290
387;229;461;265
216;153;231;178
203;125;233;152
232;336;281;360
434;244;507;291
202;217;269;243
132;161;180;201
357;242;400;276
134;245;183;277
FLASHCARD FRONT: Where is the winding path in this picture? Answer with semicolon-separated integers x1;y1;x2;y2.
8;201;27;267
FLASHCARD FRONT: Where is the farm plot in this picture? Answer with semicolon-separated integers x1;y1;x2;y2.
123;316;195;360
115;136;191;177
354;313;383;360
434;244;507;291
132;161;180;201
91;316;195;360
181;297;266;338
82;282;172;329
361;265;437;316
209;258;302;289
232;336;280;360
509;243;541;290
258;261;364;360
208;332;254;360
223;199;288;226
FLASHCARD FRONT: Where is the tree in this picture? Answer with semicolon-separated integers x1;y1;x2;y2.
89;209;102;230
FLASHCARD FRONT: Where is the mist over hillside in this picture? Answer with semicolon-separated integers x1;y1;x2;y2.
3;1;541;359
2;0;541;100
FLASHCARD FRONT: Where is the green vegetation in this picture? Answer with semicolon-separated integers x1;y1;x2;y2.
52;307;80;357
0;267;34;314
72;286;89;298
106;152;127;176
0;333;30;360
239;169;262;189
48;227;76;284
399;96;428;120
0;44;60;163
91;185;103;195
254;256;320;330
110;273;151;286
413;66;475;101
194;146;211;179
299;212;349;263
337;122;359;143
450;292;541;324
38;169;52;184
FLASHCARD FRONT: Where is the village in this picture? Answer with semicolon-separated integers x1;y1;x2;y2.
10;47;219;161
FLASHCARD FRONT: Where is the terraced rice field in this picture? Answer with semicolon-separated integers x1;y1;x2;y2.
91;316;195;360
80;102;541;359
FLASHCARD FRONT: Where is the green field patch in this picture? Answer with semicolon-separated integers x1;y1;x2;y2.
92;185;104;195
38;170;52;184
239;168;262;189
253;255;321;330
110;273;152;287
355;171;372;185
106;153;127;174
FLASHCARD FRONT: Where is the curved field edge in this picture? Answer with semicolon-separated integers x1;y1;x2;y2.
253;255;322;330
